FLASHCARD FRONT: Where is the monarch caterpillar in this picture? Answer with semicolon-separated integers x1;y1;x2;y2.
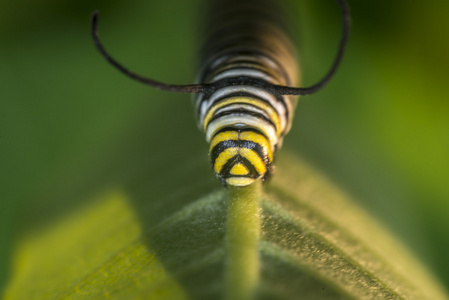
91;0;350;187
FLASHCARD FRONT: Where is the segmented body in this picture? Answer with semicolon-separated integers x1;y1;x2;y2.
91;0;350;187
195;0;299;186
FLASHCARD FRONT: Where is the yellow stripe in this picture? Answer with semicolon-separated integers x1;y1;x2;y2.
239;148;267;175
226;177;255;187
239;131;273;162
214;148;238;173
202;97;281;135
209;131;239;151
230;163;249;176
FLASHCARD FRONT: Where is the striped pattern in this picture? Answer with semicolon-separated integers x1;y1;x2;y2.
91;0;350;188
195;0;299;186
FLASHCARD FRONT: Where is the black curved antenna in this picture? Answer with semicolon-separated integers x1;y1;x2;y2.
272;0;351;95
91;0;350;96
91;11;208;93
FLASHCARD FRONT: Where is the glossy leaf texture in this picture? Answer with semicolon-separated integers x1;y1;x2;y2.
4;153;447;300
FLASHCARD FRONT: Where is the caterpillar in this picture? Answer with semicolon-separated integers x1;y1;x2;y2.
91;0;350;187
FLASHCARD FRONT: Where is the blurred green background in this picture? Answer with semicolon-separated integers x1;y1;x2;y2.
1;0;448;295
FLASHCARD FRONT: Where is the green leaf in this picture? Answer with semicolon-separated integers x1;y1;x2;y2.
4;153;447;300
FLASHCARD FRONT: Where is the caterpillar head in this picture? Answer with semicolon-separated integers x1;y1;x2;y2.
209;129;273;187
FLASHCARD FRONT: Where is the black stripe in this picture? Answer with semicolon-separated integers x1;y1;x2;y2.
210;139;239;167
210;139;268;167
204;41;291;71
240;140;268;164
206;56;285;80
212;58;268;70
239;156;261;177
200;76;290;124
219;155;259;179
197;0;298;150
204;76;286;98
219;155;239;176
205;65;279;84
213;127;270;142
203;32;293;65
202;1;287;34
197;88;280;125
201;50;292;86
207;101;270;120
208;109;277;132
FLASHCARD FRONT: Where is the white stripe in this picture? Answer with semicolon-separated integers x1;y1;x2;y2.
207;54;284;79
200;86;286;126
205;114;278;149
194;93;203;112
210;68;276;84
214;103;271;120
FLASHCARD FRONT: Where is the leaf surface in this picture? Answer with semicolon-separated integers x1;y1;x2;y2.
4;153;448;300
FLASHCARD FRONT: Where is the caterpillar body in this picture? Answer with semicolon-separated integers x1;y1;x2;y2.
91;0;350;187
196;0;298;186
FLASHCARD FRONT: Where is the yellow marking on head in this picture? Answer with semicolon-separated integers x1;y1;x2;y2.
229;163;249;176
214;148;238;173
239;148;267;175
209;131;239;151
202;97;281;135
240;131;273;162
226;177;255;187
